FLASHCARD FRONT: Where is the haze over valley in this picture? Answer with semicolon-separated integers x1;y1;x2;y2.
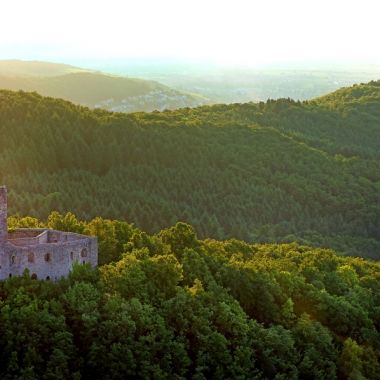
2;59;380;113
81;60;380;103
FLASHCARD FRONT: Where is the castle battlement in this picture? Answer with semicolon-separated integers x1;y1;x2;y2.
0;187;97;280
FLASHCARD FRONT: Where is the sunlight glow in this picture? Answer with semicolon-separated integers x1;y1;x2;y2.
1;0;380;65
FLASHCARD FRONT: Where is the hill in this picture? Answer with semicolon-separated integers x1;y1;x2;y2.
0;59;88;76
1;216;380;379
0;81;380;259
0;60;207;112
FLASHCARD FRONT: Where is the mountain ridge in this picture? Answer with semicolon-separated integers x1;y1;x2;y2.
0;60;208;112
0;59;90;76
0;81;379;259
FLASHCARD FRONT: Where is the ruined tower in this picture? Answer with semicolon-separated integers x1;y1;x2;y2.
0;186;7;249
0;186;97;280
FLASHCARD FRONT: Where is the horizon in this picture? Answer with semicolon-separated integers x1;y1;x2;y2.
2;0;380;68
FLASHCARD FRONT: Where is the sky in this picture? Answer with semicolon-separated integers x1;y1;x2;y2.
1;0;380;67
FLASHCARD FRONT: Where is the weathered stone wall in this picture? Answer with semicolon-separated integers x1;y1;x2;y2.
0;187;7;275
8;230;50;246
8;230;41;239
0;186;7;248
1;230;97;280
0;187;98;281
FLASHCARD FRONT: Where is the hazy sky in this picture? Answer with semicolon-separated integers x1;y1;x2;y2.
1;0;380;66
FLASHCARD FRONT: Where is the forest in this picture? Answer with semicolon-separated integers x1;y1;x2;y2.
1;81;380;259
1;212;379;379
0;80;380;378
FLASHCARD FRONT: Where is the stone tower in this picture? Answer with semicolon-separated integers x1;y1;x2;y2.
0;186;98;280
0;186;6;249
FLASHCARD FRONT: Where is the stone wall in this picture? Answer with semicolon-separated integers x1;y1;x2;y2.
0;229;97;281
0;187;98;281
0;186;7;248
8;230;41;239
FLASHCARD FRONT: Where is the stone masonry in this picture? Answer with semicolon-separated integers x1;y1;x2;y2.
0;186;97;280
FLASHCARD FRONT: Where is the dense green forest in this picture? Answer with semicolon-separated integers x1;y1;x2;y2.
1;81;380;259
1;213;380;379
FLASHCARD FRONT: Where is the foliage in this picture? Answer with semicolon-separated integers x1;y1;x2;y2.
1;217;379;378
1;82;380;259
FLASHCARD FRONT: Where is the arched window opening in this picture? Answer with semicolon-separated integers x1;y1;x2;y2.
11;256;15;265
46;276;50;281
81;248;88;258
82;260;85;265
70;251;74;260
8;273;12;278
31;273;37;280
44;253;51;262
28;252;35;263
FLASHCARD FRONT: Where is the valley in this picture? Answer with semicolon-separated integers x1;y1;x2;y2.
0;60;208;112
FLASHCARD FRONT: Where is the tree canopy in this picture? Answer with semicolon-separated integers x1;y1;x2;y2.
1;214;379;379
1;82;380;259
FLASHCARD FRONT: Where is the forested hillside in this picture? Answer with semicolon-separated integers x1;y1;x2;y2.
1;81;380;259
1;214;380;379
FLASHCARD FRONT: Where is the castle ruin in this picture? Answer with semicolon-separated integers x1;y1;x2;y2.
0;186;97;280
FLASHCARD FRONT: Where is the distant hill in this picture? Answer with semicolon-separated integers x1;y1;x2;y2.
0;59;88;76
314;80;380;110
1;81;380;259
0;60;208;112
